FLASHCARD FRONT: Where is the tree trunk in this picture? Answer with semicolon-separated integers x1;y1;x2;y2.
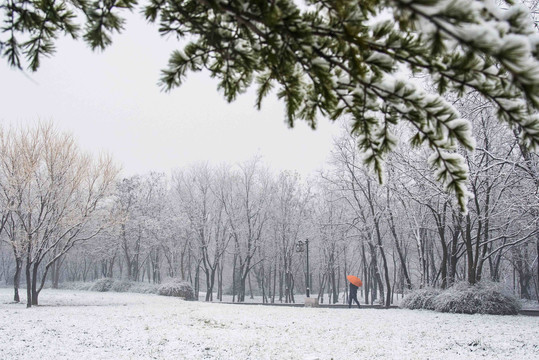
232;254;237;303
259;264;266;304
238;273;246;302
25;251;32;308
371;214;391;306
272;258;277;304
464;215;477;285
449;216;461;287
331;268;338;304
368;242;384;304
13;257;22;303
428;240;437;287
108;255;115;278
31;261;39;306
248;273;254;300
217;260;223;301
180;247;185;280
370;262;377;304
220;254;225;301
476;183;492;283
361;242;369;305
51;255;63;289
317;272;327;304
209;266;216;301
387;201;412;290
285;270;291;303
513;246;533;300
378;243;392;307
194;261;201;300
430;204;449;289
488;242;504;282
536;238;539;304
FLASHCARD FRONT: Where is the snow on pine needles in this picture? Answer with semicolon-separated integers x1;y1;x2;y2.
0;288;538;359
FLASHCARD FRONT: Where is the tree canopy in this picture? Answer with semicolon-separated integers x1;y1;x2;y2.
2;0;538;211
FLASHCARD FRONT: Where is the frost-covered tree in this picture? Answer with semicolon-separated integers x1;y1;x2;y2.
391;145;460;289
325;131;393;306
267;171;311;303
311;187;349;305
114;173;167;282
172;163;231;301
0;123;119;307
217;158;271;302
2;0;539;211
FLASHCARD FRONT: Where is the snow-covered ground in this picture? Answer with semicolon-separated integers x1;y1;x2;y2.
1;289;538;359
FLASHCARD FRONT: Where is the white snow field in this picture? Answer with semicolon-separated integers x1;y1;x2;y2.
1;289;538;360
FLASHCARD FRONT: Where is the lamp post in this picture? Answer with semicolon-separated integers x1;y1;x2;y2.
295;239;310;298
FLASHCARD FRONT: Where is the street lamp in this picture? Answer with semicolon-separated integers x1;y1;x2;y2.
296;239;310;298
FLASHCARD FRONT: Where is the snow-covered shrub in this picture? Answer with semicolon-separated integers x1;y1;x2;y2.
59;279;159;294
129;282;159;294
111;280;132;293
433;282;521;315
90;278;114;292
400;288;441;310
158;279;195;300
58;282;93;291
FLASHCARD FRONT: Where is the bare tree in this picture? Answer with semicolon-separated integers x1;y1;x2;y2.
0;123;119;307
114;173;167;282
312;187;347;304
325;129;393;306
265;171;311;303
172;163;230;301
217;158;271;302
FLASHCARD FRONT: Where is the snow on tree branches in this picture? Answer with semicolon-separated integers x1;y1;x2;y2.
2;0;539;212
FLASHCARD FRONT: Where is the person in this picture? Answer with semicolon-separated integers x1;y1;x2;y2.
349;282;361;309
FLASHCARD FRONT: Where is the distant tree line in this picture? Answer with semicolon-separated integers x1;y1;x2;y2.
0;110;537;307
1;0;539;308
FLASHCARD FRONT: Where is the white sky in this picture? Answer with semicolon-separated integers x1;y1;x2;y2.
0;11;340;178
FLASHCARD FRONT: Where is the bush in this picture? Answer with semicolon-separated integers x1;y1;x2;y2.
129;281;159;294
58;282;93;291
158;279;195;300
93;279;159;294
400;288;441;310
433;282;521;315
90;278;114;292
400;282;521;315
58;278;183;297
111;280;132;293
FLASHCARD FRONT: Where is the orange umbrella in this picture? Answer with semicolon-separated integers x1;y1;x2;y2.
347;275;363;287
